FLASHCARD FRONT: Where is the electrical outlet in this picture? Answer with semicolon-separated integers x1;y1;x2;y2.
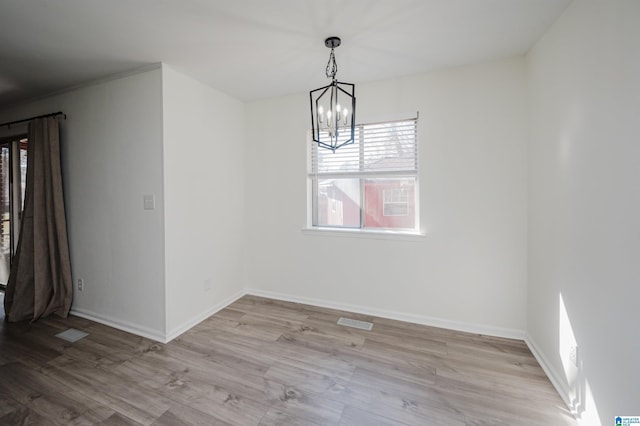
569;344;579;368
77;278;84;292
143;194;155;210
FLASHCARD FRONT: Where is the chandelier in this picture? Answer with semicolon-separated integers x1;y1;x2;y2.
309;37;356;152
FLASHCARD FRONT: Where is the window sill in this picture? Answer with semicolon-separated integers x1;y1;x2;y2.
301;227;426;241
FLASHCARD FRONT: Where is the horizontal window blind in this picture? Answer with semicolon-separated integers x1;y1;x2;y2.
310;119;418;177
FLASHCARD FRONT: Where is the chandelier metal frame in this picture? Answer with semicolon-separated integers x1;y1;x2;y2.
309;37;356;152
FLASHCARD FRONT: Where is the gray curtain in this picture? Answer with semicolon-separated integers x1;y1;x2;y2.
4;117;72;322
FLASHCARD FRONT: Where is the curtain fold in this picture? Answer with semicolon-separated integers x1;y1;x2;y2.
3;117;73;322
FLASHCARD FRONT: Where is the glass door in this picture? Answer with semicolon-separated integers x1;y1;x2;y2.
0;136;27;289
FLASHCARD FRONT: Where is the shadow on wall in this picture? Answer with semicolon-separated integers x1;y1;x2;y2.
559;293;601;424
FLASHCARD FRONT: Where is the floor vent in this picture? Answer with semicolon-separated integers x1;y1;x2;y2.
337;317;373;331
56;328;89;343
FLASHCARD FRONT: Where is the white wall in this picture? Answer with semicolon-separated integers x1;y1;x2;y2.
0;68;167;339
245;57;529;336
162;65;246;338
527;0;640;423
0;64;249;342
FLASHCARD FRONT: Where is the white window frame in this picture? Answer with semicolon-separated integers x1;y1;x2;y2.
306;118;421;236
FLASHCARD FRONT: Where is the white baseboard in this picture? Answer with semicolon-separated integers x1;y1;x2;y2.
70;307;167;343
71;289;246;343
71;288;525;344
525;334;573;414
164;289;246;343
245;288;525;340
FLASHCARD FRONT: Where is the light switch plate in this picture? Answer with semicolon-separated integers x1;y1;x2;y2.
143;194;155;210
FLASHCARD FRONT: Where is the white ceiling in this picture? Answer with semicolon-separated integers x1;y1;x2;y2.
0;0;571;108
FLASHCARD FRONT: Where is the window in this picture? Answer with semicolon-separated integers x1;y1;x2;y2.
309;118;418;232
0;136;28;288
383;188;409;216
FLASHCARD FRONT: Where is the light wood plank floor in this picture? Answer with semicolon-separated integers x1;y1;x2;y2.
0;294;576;425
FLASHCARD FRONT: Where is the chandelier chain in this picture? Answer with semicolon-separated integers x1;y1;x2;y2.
325;48;338;80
